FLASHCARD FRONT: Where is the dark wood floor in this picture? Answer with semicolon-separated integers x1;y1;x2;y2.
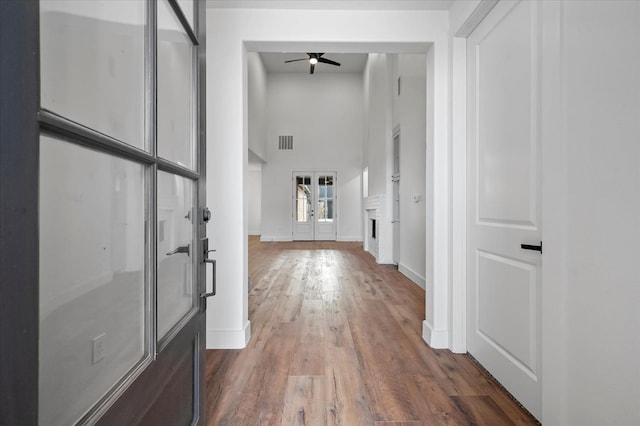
206;237;539;425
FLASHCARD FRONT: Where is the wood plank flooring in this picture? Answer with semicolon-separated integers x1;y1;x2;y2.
206;237;539;425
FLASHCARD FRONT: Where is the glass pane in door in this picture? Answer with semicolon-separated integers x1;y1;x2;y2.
157;0;195;169
317;175;334;222
39;135;146;425
40;1;146;149
177;0;195;29
157;171;195;340
295;176;312;223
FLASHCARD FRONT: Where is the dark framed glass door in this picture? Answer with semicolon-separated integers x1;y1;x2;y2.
0;0;208;424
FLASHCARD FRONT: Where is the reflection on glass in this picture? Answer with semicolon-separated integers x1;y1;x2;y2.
177;0;195;30
296;176;311;223
158;0;195;169
39;136;146;425
157;171;195;339
317;176;334;222
40;1;145;148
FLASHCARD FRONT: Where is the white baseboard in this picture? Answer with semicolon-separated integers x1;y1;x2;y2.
398;263;426;289
206;321;251;349
259;236;292;242
337;236;363;242
422;320;449;349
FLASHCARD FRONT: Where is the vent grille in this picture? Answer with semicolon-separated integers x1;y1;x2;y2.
278;135;293;150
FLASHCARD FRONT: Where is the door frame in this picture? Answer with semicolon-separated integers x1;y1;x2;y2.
450;0;504;356
0;1;40;424
0;1;208;423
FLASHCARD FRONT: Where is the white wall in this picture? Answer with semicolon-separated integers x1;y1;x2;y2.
548;1;640;424
247;52;267;236
261;72;363;241
362;53;394;263
363;54;391;198
392;53;427;288
206;6;450;349
363;51;428;281
247;52;267;161
247;163;262;235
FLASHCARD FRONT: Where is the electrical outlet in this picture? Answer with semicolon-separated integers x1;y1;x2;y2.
92;333;106;364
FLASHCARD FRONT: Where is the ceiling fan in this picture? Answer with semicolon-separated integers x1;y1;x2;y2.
284;53;341;74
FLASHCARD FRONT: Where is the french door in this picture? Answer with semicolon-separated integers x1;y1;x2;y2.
467;0;542;419
1;1;209;424
292;172;337;241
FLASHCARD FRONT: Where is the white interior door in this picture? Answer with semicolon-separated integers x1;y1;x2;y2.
467;0;542;419
292;172;337;241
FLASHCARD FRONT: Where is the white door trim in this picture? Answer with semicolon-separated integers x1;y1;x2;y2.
450;0;503;356
450;35;468;354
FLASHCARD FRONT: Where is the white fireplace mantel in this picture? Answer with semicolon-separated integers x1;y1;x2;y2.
363;195;391;263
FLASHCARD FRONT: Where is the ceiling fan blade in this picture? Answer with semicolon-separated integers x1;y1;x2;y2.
284;58;308;63
318;57;341;67
310;63;315;74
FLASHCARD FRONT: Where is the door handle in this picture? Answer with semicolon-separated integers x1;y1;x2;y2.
167;244;189;256
200;258;216;312
521;241;542;253
200;238;216;311
202;258;216;297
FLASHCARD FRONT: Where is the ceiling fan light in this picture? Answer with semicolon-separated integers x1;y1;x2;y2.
309;58;318;65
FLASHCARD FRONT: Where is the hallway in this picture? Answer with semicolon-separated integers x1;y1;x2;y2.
206;238;538;425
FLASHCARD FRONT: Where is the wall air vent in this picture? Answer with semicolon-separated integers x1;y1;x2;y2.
278;135;293;150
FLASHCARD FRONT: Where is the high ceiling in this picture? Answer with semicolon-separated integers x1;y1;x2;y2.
211;1;447;74
207;1;453;10
259;52;369;74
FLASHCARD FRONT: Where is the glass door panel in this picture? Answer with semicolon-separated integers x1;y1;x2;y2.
39;135;146;425
157;0;195;170
295;175;312;224
293;174;313;240
40;1;146;149
317;175;334;222
157;171;195;340
314;173;337;240
32;0;206;423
